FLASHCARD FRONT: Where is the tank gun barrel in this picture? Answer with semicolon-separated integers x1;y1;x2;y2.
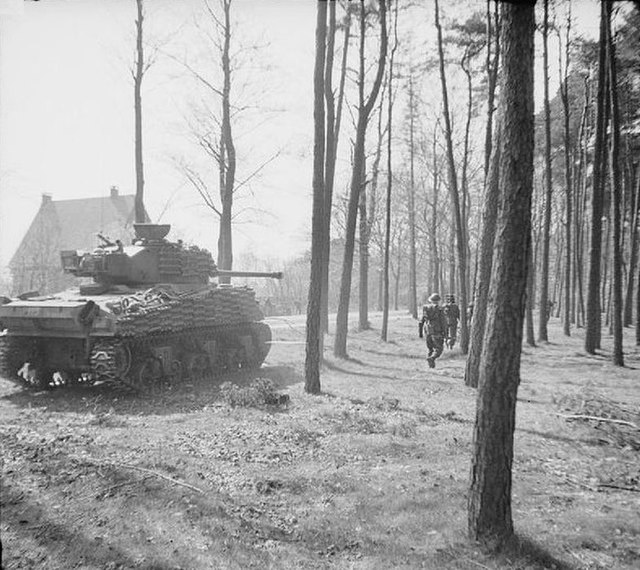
214;270;283;280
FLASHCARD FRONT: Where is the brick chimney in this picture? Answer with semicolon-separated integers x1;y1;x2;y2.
41;193;52;205
110;185;119;199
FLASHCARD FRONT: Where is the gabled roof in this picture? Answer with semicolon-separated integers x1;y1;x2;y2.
10;192;149;267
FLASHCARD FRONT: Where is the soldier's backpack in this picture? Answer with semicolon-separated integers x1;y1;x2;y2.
421;304;446;336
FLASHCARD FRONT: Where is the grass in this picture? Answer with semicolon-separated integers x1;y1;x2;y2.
1;311;639;569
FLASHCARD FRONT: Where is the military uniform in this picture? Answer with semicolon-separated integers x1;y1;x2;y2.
442;295;460;349
418;294;448;368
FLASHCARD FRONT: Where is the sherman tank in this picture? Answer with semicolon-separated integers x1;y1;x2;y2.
0;224;282;391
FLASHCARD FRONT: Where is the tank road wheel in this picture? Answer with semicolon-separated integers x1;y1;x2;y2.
169;360;183;384
226;348;242;372
112;343;133;378
137;357;164;390
185;353;209;380
247;322;273;369
90;340;132;384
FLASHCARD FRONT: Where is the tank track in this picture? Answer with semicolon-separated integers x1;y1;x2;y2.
89;322;272;392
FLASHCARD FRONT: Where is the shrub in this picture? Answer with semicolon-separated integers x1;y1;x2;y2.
219;378;288;408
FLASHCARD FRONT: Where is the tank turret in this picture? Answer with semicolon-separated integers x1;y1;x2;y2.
61;223;282;289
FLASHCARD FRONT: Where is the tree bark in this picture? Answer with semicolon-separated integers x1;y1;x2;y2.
134;0;146;224
526;236;536;347
483;0;500;184
585;1;609;354
430;129;441;297
538;0;552;343
217;0;236;283
606;5;624;366
434;0;468;353
636;251;640;345
320;0;341;335
334;0;387;358
624;163;639;326
358;156;370;331
381;2;398;342
408;76;418;320
468;1;535;543
464;119;501;388
559;16;572;337
305;0;327;395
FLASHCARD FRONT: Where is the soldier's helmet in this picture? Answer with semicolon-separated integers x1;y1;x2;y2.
428;293;441;303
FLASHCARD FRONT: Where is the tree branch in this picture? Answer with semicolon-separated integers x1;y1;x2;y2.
113;463;205;494
557;413;639;430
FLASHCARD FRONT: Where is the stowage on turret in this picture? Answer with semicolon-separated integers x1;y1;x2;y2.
0;224;283;391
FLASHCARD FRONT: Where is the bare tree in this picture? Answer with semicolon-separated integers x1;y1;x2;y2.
464;119;501;388
305;0;328;394
538;0;553;343
381;0;399;342
174;0;279;282
321;2;350;335
468;0;535;543
558;6;573;337
585;1;609;354
407;74;418;320
334;0;388;358
216;0;236;280
483;0;501;183
134;0;147;223
434;0;469;354
626;170;640;326
606;2;624;366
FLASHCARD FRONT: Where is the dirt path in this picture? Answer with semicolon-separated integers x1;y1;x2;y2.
1;313;639;569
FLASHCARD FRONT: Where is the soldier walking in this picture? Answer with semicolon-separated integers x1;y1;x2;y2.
443;294;460;349
418;293;448;368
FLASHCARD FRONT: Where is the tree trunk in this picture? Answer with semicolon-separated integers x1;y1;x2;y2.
636;253;640;345
334;0;387;358
434;0;468;353
468;1;535;543
483;0;500;184
382;2;398;342
358;156;370;331
217;0;236;283
559;16;572;337
134;0;146;224
464;120;501;388
394;242;401;311
526;237;536;347
320;0;342;335
574;84;589;327
585;1;609;354
449;225;456;294
431;130;441;297
305;0;327;395
538;0;552;343
606;5;624;366
624;164;639;326
408;76;418;319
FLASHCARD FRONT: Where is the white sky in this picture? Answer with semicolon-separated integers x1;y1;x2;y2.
0;0;603;272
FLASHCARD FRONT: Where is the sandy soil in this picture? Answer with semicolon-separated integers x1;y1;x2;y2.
1;312;639;570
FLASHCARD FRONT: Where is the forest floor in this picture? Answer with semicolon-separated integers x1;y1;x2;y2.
1;311;639;570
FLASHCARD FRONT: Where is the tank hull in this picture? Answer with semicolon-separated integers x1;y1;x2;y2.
0;283;272;391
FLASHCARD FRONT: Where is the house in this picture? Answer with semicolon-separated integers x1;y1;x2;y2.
9;187;149;295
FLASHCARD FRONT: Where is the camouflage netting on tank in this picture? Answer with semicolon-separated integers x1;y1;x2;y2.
109;286;263;336
155;243;217;279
